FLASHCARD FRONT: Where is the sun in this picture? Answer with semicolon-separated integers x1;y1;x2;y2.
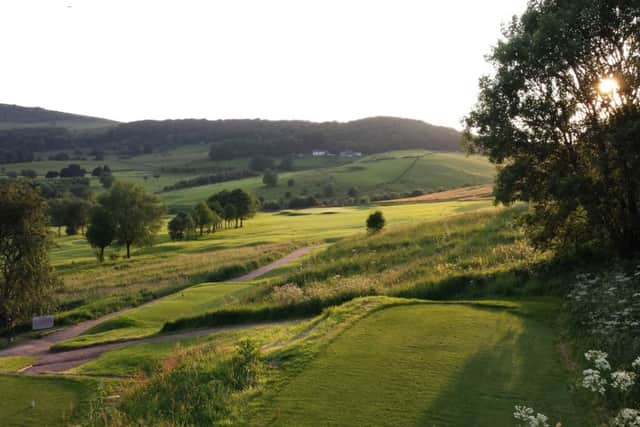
598;77;619;95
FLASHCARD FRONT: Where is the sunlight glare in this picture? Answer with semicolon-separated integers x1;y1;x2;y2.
598;77;619;95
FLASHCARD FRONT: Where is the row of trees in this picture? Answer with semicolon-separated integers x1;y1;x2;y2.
167;189;258;241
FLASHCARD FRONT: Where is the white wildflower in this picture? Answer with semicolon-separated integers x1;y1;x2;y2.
513;405;550;427
585;350;611;371
612;408;640;427
611;371;637;392
632;357;640;370
582;369;607;395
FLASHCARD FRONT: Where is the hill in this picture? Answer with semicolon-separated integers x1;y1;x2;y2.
0;104;462;164
160;150;495;210
0;103;117;130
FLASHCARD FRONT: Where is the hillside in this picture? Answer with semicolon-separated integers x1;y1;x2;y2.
0;103;117;130
160;150;495;210
0;104;463;164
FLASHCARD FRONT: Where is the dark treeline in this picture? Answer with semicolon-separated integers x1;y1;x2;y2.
0;115;461;164
162;169;259;192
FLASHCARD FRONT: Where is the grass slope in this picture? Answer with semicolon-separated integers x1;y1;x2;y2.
56;282;254;349
262;303;582;426
160;150;495;209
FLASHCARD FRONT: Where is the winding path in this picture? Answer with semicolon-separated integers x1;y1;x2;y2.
0;245;319;374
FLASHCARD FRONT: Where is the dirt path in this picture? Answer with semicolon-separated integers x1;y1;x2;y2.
24;321;293;374
0;245;318;372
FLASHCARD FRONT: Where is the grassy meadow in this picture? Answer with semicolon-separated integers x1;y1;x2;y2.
1;148;495;210
49;201;494;348
160;150;495;210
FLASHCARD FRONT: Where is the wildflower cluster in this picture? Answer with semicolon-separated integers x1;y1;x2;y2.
567;267;640;363
513;405;550;427
612;408;640;427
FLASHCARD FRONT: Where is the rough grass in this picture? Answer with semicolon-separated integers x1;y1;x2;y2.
0;374;96;426
51;242;296;328
161;207;569;333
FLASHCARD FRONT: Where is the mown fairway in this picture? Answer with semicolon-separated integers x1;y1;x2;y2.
262;303;582;426
0;375;95;427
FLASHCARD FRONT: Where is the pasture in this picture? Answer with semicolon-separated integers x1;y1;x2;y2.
161;150;495;210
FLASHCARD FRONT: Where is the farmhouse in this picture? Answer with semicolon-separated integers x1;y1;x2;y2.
339;150;363;158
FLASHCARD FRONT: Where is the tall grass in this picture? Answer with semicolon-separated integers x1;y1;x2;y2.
162;208;570;332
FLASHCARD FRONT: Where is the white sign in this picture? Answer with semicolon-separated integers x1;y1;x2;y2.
32;315;54;331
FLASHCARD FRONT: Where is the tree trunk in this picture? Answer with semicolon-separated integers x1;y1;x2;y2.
99;247;105;263
126;242;131;258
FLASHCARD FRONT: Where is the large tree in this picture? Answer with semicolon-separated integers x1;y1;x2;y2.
0;183;60;337
464;0;640;257
98;182;165;258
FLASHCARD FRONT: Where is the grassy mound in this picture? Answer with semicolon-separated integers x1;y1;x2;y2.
257;303;583;426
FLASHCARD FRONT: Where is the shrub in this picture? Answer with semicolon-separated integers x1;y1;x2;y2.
366;211;385;233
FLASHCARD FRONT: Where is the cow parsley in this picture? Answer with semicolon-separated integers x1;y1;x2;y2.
513;405;550;427
612;408;640;427
585;350;611;371
611;371;637;393
582;369;607;395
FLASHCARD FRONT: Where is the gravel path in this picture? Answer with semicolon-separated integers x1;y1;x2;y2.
0;245;318;373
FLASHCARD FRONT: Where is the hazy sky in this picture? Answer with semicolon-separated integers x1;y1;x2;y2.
1;1;528;129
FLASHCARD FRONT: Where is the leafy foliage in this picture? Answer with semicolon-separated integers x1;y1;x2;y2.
96;182;165;257
366;211;385;233
464;0;640;257
0;182;60;334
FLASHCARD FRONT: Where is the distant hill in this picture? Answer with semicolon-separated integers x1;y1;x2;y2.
103;116;462;159
0;104;463;164
0;103;117;131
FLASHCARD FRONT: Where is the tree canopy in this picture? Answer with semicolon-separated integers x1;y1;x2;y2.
86;206;115;262
0;182;60;336
464;0;640;257
97;182;165;258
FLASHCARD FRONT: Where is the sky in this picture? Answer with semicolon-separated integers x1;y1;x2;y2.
1;0;528;129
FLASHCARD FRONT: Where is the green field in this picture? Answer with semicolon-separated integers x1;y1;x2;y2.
161;150;495;210
259;303;582;426
0;375;95;426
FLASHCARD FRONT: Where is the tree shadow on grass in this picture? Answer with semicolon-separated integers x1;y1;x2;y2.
417;310;585;427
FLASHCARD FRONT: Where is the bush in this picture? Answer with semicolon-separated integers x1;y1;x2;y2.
366;211;385;233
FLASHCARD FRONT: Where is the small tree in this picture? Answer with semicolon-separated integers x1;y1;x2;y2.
287;178;295;187
45;171;59;179
168;212;194;241
0;183;60;339
99;173;115;189
366;211;385;233
98;182;165;258
192;202;215;236
86;207;115;262
347;187;359;198
263;170;278;187
20;169;37;179
279;155;294;171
